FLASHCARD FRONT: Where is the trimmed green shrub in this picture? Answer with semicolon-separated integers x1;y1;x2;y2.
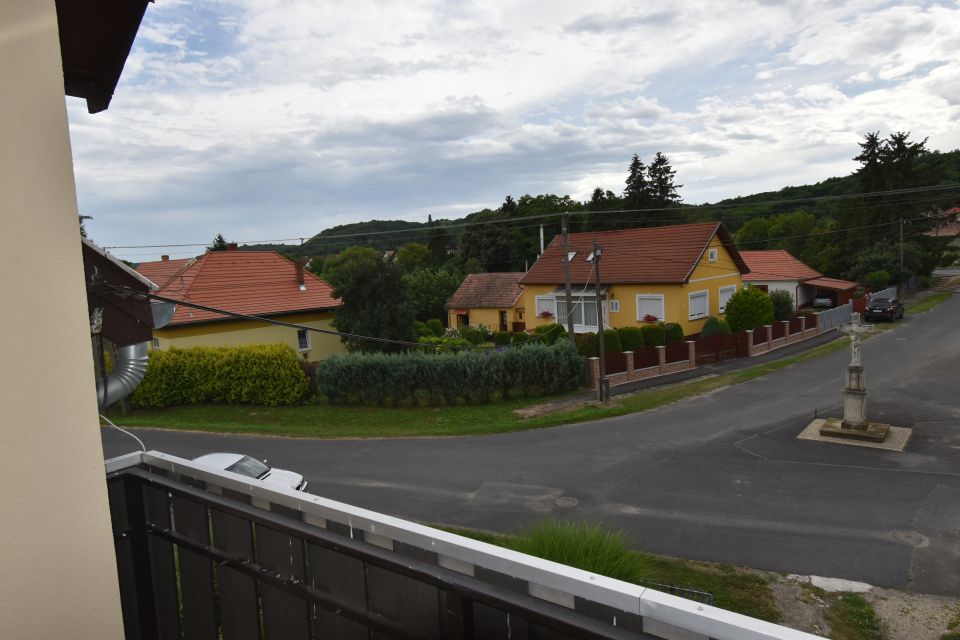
602;329;622;353
665;323;685;344
617;326;644;351
315;341;583;406
725;287;774;332
418;336;472;349
414;321;432;338
641;324;665;346
575;332;599;358
533;323;567;346
512;331;532;344
769;290;794;322
701;317;732;337
493;331;512;346
131;344;310;408
459;325;486;345
425;318;445;337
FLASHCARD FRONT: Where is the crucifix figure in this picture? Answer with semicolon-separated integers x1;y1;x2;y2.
838;312;874;430
841;312;872;367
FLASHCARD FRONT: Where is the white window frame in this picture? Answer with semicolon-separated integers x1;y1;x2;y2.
297;328;311;352
688;289;709;321
609;299;620;313
557;296;601;332
535;295;557;318
635;294;665;322
151;337;160;350
708;248;718;262
718;285;737;314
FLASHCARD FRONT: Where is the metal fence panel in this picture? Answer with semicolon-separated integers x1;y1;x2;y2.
665;341;688;363
210;509;260;640
256;525;311;640
173;496;219;640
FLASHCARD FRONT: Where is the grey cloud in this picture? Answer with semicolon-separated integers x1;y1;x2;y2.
565;10;679;34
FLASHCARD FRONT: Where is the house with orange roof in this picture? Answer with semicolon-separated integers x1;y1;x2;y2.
519;222;749;336
136;247;345;361
446;272;526;332
740;250;860;308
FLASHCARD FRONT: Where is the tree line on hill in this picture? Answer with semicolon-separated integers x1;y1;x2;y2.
227;133;958;351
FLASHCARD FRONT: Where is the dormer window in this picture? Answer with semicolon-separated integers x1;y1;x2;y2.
585;251;595;262
565;251;578;263
298;284;306;291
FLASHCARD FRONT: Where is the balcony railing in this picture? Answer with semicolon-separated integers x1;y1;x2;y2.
106;452;824;640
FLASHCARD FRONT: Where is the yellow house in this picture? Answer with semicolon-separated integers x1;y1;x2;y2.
446;272;526;331
136;249;346;362
519;222;749;336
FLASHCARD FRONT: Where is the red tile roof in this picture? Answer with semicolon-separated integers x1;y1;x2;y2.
446;273;524;310
740;250;821;282
135;256;195;288
806;277;859;291
518;222;747;285
151;250;340;326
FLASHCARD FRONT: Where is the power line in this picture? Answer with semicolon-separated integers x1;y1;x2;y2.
102;183;960;251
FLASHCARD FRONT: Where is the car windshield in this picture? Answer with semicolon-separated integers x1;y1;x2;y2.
225;456;270;479
870;298;889;305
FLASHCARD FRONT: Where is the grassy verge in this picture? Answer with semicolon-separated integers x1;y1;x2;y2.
825;593;886;640
438;521;781;623
942;607;960;640
906;291;953;314
108;337;846;438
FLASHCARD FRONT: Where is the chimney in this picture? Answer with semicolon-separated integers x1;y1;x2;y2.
227;243;238;251
161;255;169;261
295;258;306;288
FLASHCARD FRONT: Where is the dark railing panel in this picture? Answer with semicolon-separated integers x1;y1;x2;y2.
789;317;803;334
771;322;785;339
634;346;659;369
511;321;526;332
256;524;311;640
752;326;767;343
734;331;750;358
367;565;443;637
665;341;688;363
144;484;182;640
210;509;259;640
172;495;219;640
306;543;370;639
605;351;627;374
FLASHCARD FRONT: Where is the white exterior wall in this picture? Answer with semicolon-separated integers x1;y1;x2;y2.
745;279;809;308
0;2;125;637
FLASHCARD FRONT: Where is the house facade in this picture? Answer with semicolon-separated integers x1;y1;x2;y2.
137;249;346;362
519;222;748;336
741;250;859;308
446;272;526;331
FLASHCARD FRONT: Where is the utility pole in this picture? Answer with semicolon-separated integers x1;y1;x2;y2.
593;240;608;402
899;219;904;276
561;213;575;345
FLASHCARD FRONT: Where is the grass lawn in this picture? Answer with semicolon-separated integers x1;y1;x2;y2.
439;523;781;623
906;291;953;314
109;337;848;438
824;593;886;640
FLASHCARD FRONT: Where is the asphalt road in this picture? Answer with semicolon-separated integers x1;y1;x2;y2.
103;292;960;595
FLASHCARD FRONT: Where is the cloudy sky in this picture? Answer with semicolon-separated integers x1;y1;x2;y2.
67;0;960;261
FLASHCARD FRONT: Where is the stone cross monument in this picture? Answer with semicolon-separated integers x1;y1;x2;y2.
839;312;872;429
819;311;889;441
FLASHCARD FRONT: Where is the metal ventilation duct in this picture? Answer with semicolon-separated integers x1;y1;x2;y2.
97;342;149;410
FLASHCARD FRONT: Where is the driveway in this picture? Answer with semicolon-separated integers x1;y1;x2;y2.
102;293;960;595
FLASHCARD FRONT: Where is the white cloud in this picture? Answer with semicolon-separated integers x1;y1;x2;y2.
67;0;960;259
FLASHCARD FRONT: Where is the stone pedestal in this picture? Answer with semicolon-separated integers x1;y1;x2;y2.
841;365;866;429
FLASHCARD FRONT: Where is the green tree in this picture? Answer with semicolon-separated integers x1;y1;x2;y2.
647;152;682;207
724;287;774;332
325;247;416;352
404;269;463;322
624;154;650;210
426;220;452;267
464;257;484;274
207;233;229;251
395;243;431;273
78;214;92;238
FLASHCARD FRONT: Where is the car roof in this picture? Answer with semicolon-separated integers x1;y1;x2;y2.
193;452;247;468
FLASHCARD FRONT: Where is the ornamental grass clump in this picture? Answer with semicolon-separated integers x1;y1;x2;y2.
507;520;637;583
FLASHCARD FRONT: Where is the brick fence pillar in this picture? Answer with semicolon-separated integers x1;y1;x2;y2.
587;357;600;389
685;340;696;366
656;345;666;373
799;315;806;332
781;320;791;336
763;324;773;342
746;329;754;352
624;351;634;375
813;312;822;333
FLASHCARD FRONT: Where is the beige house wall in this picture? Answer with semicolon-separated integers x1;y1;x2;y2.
0;1;125;638
154;311;345;362
447;306;524;331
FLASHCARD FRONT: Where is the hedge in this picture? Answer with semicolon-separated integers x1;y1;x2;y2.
533;323;567;346
316;341;583;406
575;332;599;357
493;331;513;346
665;323;685;344
131;344;310;408
617;326;644;351
641;324;665;346
700;316;731;337
602;329;622;353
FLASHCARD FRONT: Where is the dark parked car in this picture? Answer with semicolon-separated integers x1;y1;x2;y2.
865;297;904;321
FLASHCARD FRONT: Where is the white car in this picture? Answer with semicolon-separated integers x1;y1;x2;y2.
193;452;308;491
